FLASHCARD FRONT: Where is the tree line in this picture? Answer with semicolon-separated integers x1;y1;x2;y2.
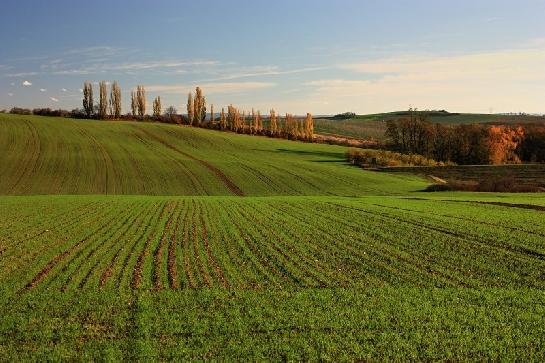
386;109;545;164
80;81;315;141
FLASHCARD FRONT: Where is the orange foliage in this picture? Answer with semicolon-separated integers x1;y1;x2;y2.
487;126;524;165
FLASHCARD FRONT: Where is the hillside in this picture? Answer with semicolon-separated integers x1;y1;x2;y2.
0;114;426;196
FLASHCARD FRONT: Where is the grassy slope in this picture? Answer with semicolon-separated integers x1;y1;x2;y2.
0;114;425;196
1;113;545;360
314;111;545;140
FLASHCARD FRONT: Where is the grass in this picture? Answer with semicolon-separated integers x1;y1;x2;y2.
2;195;545;359
1;113;545;360
0;113;426;196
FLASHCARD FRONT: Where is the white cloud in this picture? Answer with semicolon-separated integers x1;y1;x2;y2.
61;88;68;92
50;97;59;102
79;88;83;93
22;80;32;86
40;88;47;92
146;82;275;95
8;93;14;97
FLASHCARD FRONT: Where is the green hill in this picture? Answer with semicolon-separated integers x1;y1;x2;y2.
0;113;426;196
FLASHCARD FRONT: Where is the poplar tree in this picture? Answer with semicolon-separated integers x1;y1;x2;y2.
153;96;162;119
304;113;314;141
109;81;122;119
136;85;146;118
98;81;108;119
131;91;137;117
220;107;226;130
210;104;214;123
269;109;277;136
193;87;206;125
187;92;194;125
83;81;93;118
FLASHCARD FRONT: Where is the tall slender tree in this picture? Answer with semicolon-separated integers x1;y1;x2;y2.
210;104;214;123
131;91;137;117
109;81;122;119
82;81;93;118
220;107;226;130
153;96;162;119
98;81;108;119
193;86;206;125
304;113;314;141
136;85;146;118
269;109;277;136
187;92;194;125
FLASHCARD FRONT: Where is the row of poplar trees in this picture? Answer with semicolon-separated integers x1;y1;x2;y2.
82;81;122;119
82;81;314;141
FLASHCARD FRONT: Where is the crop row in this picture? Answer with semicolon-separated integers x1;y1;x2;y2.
1;196;544;292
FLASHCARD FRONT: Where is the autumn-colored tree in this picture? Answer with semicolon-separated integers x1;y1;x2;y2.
257;110;262;132
284;113;297;139
220;107;227;130
487;125;524;164
251;108;257;134
136;85;146;118
130;91;137;117
82;81;93;118
187;92;194;125
193;87;206;125
109;81;122;119
268;109;276;136
153;96;162;119
304;113;314;141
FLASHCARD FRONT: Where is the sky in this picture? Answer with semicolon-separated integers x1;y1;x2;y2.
1;0;545;115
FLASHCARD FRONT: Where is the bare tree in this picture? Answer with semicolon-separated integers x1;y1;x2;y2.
304;113;314;141
187;92;194;125
164;106;177;123
83;81;93;118
109;81;122;119
193;86;206;126
98;81;108;119
269;109;277;136
136;85;146;118
131;91;137;117
220;107;226;130
153;96;162;119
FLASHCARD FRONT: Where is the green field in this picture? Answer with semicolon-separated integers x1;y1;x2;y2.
1;114;544;360
314;111;545;141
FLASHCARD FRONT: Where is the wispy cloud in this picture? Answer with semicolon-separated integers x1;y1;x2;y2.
22;80;32;86
6;71;39;78
146;82;275;94
203;65;327;82
50;97;59;102
300;46;545;114
40;88;47;92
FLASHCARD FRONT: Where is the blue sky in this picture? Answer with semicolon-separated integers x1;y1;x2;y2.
1;0;545;114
